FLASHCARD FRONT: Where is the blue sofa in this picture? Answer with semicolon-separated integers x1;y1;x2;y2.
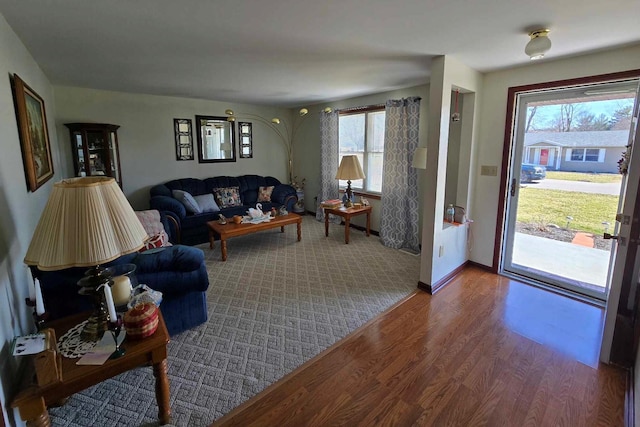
34;214;210;336
150;175;298;245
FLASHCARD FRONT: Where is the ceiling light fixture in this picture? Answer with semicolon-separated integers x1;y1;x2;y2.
525;29;551;60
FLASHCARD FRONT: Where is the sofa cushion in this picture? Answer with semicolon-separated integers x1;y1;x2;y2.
181;211;224;230
172;190;201;214
258;186;274;202
162;178;210;197
213;186;242;208
194;193;220;213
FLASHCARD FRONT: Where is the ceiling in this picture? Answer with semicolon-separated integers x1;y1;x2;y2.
1;0;639;107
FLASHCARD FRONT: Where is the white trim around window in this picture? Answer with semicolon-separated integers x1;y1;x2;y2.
565;148;604;163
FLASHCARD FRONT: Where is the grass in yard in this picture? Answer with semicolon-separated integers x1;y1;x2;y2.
545;171;622;183
517;188;618;235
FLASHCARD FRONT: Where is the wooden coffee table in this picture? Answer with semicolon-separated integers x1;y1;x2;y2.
324;205;372;244
11;311;171;426
207;213;302;261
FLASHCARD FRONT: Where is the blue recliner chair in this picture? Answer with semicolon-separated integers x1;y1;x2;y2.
34;212;210;336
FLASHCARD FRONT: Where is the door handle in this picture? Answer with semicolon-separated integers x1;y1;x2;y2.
604;233;626;246
510;178;516;197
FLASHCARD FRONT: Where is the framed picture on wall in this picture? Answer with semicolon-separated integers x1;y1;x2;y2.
174;118;194;160
238;121;253;158
13;74;54;192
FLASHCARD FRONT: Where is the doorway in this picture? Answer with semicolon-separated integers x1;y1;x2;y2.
499;77;639;301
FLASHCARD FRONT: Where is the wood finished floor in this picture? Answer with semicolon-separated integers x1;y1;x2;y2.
212;267;626;426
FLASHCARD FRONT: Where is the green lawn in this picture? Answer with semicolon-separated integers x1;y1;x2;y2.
517;188;618;235
545;171;622;183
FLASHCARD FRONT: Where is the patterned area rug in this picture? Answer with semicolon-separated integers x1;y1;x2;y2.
49;215;419;426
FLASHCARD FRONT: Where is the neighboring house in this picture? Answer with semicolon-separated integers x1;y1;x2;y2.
523;130;628;173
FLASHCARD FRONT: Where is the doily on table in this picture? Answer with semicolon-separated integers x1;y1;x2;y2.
58;320;98;358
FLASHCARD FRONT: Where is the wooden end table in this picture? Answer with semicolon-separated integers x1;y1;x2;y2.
324;205;372;244
11;312;171;426
207;213;302;261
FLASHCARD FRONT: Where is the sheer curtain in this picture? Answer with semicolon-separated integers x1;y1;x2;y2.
316;110;341;221
379;97;421;251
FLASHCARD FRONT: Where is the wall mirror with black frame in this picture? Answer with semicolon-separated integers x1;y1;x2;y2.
195;115;236;163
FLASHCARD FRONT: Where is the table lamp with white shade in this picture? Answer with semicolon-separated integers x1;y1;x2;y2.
24;177;149;340
336;155;366;207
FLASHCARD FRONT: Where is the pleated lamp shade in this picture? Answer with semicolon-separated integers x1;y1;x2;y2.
24;177;148;271
335;155;366;180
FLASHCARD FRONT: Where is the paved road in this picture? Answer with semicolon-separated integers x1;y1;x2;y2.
523;178;621;195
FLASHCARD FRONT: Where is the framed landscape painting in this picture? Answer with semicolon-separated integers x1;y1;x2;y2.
13;74;54;192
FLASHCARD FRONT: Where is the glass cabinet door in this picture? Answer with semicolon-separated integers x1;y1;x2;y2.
74;134;86;176
108;131;120;184
65;123;122;186
87;131;108;176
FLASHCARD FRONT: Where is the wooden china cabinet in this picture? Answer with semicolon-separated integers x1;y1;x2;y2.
65;123;122;187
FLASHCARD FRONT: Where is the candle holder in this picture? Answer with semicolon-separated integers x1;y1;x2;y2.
108;316;126;359
25;298;49;331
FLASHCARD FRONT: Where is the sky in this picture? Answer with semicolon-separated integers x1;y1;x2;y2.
529;97;635;130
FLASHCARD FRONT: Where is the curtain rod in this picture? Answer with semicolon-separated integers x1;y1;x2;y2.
336;103;385;115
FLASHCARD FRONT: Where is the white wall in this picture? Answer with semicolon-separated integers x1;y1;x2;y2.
421;56;482;286
54;87;293;209
445;91;462;206
0;12;66;426
296;84;429;232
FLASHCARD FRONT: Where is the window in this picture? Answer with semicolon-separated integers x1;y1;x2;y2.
567;148;603;162
585;148;600;162
570;149;584;161
338;109;385;193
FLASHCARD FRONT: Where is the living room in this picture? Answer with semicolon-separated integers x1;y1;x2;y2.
1;1;640;426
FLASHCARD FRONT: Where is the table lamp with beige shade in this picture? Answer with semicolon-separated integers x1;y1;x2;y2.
24;177;149;341
336;155;366;208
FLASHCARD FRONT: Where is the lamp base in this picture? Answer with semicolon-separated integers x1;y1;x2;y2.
81;306;109;341
343;180;354;208
78;265;112;341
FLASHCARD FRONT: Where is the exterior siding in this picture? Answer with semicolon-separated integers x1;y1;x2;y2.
559;148;622;173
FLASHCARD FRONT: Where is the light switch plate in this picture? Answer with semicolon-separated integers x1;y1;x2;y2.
481;165;498;176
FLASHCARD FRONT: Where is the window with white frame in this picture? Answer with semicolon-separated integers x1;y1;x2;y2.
338;109;385;193
566;148;604;162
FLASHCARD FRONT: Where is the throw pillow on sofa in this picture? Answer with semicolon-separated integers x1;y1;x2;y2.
213;187;242;208
194;193;220;213
257;185;274;202
141;230;172;252
172;190;201;214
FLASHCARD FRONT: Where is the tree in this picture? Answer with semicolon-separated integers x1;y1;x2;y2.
575;111;611;131
547;103;585;132
610;105;633;130
525;106;538;132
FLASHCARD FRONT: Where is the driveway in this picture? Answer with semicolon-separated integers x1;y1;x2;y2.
523;179;621;195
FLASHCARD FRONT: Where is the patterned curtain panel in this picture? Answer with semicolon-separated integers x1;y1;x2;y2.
380;97;421;251
316;110;341;221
